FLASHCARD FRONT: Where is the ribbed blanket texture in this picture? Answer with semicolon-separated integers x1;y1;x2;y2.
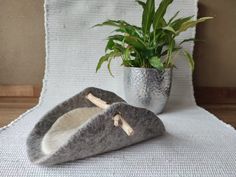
0;0;235;176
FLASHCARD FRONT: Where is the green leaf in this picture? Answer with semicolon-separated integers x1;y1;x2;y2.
108;35;125;42
183;50;195;71
170;16;194;31
105;39;115;52
94;20;142;38
111;20;143;37
177;17;213;33
114;26;142;38
148;56;164;70
96;54;110;72
142;0;155;35
116;20;142;31
168;11;180;24
165;38;175;66
179;38;203;45
160;18;167;27
124;36;146;50
107;57;114;77
161;47;181;56
136;0;146;9
107;51;123;76
153;0;173;31
162;26;176;34
96;51;122;73
124;48;131;61
93;20;121;28
142;48;155;58
113;43;126;53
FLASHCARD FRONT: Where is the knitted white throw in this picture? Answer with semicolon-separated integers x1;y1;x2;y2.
0;0;235;176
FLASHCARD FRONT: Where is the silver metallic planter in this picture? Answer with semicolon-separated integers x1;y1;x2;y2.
124;67;172;114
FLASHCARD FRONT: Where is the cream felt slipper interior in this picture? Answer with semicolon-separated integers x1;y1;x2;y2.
27;87;165;166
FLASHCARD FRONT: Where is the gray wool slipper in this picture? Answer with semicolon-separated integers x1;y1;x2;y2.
26;87;165;166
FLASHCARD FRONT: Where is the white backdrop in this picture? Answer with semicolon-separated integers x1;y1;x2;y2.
0;0;235;176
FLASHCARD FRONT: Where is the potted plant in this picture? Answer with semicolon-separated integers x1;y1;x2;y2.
94;0;212;114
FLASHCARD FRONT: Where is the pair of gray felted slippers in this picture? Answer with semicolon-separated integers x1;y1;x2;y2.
27;87;165;166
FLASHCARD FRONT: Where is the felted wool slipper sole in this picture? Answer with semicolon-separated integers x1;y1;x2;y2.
27;87;165;166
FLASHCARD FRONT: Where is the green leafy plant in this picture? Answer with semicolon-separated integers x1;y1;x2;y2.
94;0;213;76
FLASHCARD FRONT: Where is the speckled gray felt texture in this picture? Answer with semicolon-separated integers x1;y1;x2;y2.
26;87;165;166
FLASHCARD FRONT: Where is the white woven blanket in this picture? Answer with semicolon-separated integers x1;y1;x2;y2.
0;0;235;176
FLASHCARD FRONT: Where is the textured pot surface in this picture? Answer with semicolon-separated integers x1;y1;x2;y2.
124;67;172;114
